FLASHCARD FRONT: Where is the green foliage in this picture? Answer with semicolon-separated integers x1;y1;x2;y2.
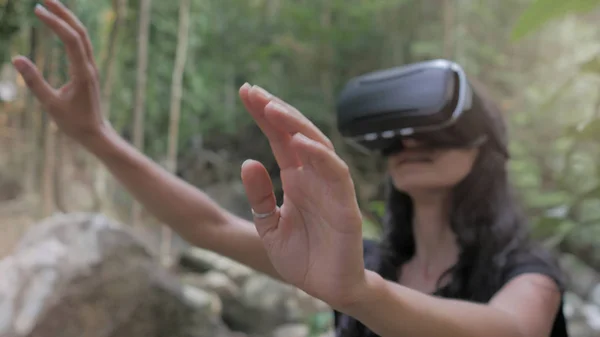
362;217;383;240
7;0;600;253
105;0;448;159
532;214;577;247
361;201;385;240
580;55;600;75
306;312;334;337
511;0;600;41
506;0;600;247
0;0;37;63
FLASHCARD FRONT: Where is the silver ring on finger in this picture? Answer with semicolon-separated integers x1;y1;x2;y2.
252;206;278;219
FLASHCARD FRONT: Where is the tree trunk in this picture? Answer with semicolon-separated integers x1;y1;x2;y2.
318;0;381;229
442;0;455;59
130;0;152;228
163;0;191;265
41;41;61;217
53;132;67;213
23;27;43;197
52;0;79;214
94;0;128;213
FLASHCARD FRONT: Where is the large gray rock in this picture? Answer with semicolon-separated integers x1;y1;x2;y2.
0;212;233;337
272;324;309;337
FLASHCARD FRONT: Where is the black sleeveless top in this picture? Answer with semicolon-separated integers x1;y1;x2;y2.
333;239;569;337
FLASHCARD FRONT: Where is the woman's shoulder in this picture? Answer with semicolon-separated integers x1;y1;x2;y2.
500;246;570;337
500;245;566;292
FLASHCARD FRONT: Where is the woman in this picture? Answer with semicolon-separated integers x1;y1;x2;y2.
333;75;568;337
13;2;567;337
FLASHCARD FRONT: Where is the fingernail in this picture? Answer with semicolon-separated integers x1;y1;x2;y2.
35;4;48;14
252;85;272;100
11;57;26;73
266;101;288;114
241;82;251;90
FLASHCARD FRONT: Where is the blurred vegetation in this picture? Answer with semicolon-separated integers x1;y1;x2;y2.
1;0;599;276
507;0;600;270
0;0;599;335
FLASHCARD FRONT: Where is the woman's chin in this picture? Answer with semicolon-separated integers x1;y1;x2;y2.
394;183;435;194
391;170;434;188
391;175;452;196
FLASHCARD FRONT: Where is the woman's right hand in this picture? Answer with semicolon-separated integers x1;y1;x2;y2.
12;0;107;145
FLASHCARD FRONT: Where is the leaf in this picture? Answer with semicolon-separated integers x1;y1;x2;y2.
562;124;581;138
570;185;600;211
580;55;600;75
307;312;333;336
542;220;577;249
511;0;600;41
369;200;386;218
361;218;382;240
568;119;600;142
532;215;566;238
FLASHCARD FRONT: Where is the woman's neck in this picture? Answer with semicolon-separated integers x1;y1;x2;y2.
410;191;459;277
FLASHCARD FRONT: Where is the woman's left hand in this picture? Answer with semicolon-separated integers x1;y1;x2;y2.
239;84;369;309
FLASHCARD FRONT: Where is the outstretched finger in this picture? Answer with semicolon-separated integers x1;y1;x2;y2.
264;100;334;150
240;159;280;240
248;88;334;151
34;4;90;79
291;133;355;195
12;56;57;104
239;84;301;169
45;0;97;68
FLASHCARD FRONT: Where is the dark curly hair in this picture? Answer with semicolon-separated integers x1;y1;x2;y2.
334;79;564;337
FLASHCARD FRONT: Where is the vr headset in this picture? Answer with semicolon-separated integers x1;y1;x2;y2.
336;59;496;156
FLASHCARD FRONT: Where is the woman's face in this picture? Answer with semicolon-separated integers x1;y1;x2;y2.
387;138;479;194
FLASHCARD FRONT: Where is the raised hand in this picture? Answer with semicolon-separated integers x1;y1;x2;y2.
239;85;368;308
12;0;106;143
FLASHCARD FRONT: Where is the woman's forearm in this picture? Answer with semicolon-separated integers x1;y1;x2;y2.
340;271;526;337
80;126;280;278
82;126;228;235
